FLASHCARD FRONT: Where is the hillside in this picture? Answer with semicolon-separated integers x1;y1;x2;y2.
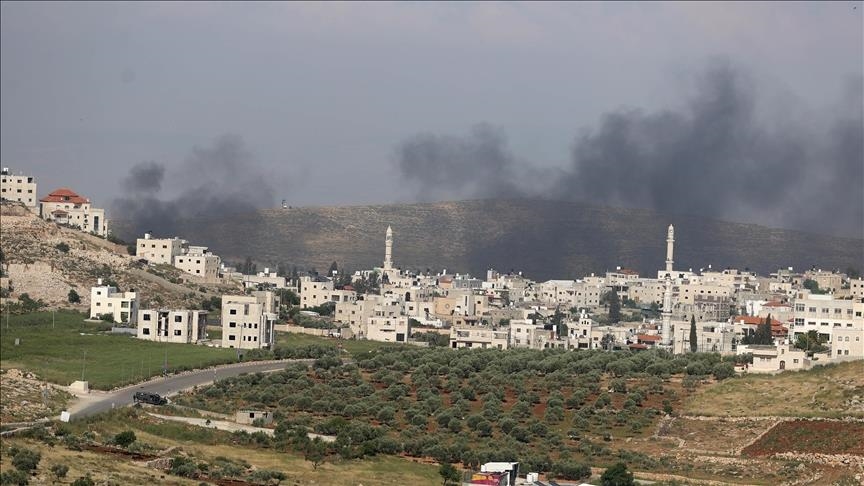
0;203;234;310
116;199;862;280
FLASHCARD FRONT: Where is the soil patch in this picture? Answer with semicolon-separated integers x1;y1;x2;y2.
82;444;158;461
742;420;864;457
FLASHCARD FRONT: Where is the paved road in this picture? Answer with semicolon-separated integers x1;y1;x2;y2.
69;360;306;420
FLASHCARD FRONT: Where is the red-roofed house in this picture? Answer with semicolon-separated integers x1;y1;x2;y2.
636;334;661;348
39;188;108;236
734;315;789;339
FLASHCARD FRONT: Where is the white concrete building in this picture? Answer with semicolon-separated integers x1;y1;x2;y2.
367;315;410;343
39;188;108;236
0;167;38;212
221;291;278;349
450;326;510;350
242;268;289;289
137;309;207;343
89;282;137;324
672;321;736;355
299;276;336;309
136;234;186;265
174;246;221;282
738;344;813;373
790;292;864;343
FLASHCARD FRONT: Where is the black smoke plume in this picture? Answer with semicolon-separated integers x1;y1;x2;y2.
396;61;864;238
112;134;275;240
396;123;526;201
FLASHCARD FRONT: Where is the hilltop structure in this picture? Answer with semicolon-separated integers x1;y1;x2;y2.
0;167;38;213
135;233;222;283
39;187;108;237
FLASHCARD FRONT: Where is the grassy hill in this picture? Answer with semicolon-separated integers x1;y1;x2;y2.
116;199;862;280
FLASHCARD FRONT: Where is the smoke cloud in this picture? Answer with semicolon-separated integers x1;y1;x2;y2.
395;61;864;238
112;134;275;239
396;124;526;201
122;161;164;193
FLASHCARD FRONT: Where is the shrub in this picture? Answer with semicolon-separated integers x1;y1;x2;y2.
68;289;81;304
50;464;69;480
114;430;136;447
685;361;708;376
0;470;29;486
55;242;70;253
712;362;735;381
170;456;199;478
11;447;40;473
552;460;590;480
600;462;635;486
610;378;627;393
71;475;95;486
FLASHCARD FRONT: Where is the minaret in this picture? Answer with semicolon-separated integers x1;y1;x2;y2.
666;224;675;273
661;224;674;346
661;276;673;346
384;225;393;270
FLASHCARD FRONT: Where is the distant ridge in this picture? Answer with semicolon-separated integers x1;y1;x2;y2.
114;199;863;280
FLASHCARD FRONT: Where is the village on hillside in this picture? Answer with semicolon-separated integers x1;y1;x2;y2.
3;166;862;374
2;165;864;486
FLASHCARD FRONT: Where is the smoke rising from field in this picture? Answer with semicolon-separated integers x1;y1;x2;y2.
113;134;275;239
396;61;864;237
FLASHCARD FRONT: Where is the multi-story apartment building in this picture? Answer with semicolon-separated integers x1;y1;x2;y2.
40;188;108;236
367;315;410;343
137;309;206;343
672;321;736;355
242;268;289;289
299;276;336;309
0;167;38;212
450;326;510;350
174;246;221;282
790;292;864;343
135;234;187;265
221;291;278;349
90;281;137;324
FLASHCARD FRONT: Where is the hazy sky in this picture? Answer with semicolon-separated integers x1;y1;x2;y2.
1;2;862;235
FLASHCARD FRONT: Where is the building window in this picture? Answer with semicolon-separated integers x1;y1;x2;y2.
229;322;236;328
142;328;150;335
174;315;183;322
143;314;151;321
174;330;182;336
228;335;236;341
230;309;237;315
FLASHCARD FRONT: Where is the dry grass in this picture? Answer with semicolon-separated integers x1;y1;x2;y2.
683;361;864;418
46;411;441;485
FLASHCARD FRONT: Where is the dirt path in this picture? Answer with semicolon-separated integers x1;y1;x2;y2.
127;268;195;295
146;412;336;443
147;412;275;435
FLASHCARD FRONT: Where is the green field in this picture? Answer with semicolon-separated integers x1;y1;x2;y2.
275;330;401;356
0;311;237;390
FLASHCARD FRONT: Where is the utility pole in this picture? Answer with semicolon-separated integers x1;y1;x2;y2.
81;350;87;382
